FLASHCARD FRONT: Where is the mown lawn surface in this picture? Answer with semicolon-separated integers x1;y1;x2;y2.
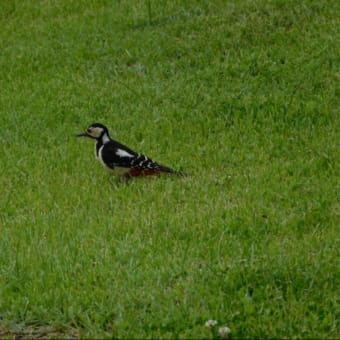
0;0;339;338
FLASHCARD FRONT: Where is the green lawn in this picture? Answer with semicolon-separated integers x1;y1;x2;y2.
0;0;339;338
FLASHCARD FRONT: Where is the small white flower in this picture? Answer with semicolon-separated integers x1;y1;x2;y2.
218;326;231;338
205;319;218;328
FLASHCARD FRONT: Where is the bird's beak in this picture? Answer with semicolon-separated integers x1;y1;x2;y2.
76;131;88;137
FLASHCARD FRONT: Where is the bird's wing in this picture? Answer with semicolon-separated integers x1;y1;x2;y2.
100;141;138;169
101;140;174;173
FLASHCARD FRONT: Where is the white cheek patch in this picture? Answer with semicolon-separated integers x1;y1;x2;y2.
90;127;103;138
116;149;134;158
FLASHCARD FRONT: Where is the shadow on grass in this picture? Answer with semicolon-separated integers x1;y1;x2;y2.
108;171;189;189
0;325;79;339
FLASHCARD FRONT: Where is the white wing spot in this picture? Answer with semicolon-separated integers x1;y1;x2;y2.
116;149;134;158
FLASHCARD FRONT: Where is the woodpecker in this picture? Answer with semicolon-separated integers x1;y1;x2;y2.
77;123;184;178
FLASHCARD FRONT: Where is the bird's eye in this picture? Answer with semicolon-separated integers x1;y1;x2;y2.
87;129;92;133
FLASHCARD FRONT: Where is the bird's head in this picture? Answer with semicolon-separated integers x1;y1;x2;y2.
77;123;109;140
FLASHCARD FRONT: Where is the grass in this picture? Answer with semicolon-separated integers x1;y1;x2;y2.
0;0;339;338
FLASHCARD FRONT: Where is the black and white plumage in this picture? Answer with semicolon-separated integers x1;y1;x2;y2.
77;123;184;178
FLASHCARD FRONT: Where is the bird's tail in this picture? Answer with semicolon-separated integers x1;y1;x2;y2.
159;165;187;177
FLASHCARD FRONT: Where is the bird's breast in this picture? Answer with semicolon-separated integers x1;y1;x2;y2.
97;145;110;169
95;143;99;159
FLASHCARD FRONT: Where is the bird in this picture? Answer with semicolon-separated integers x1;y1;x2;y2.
77;123;185;178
